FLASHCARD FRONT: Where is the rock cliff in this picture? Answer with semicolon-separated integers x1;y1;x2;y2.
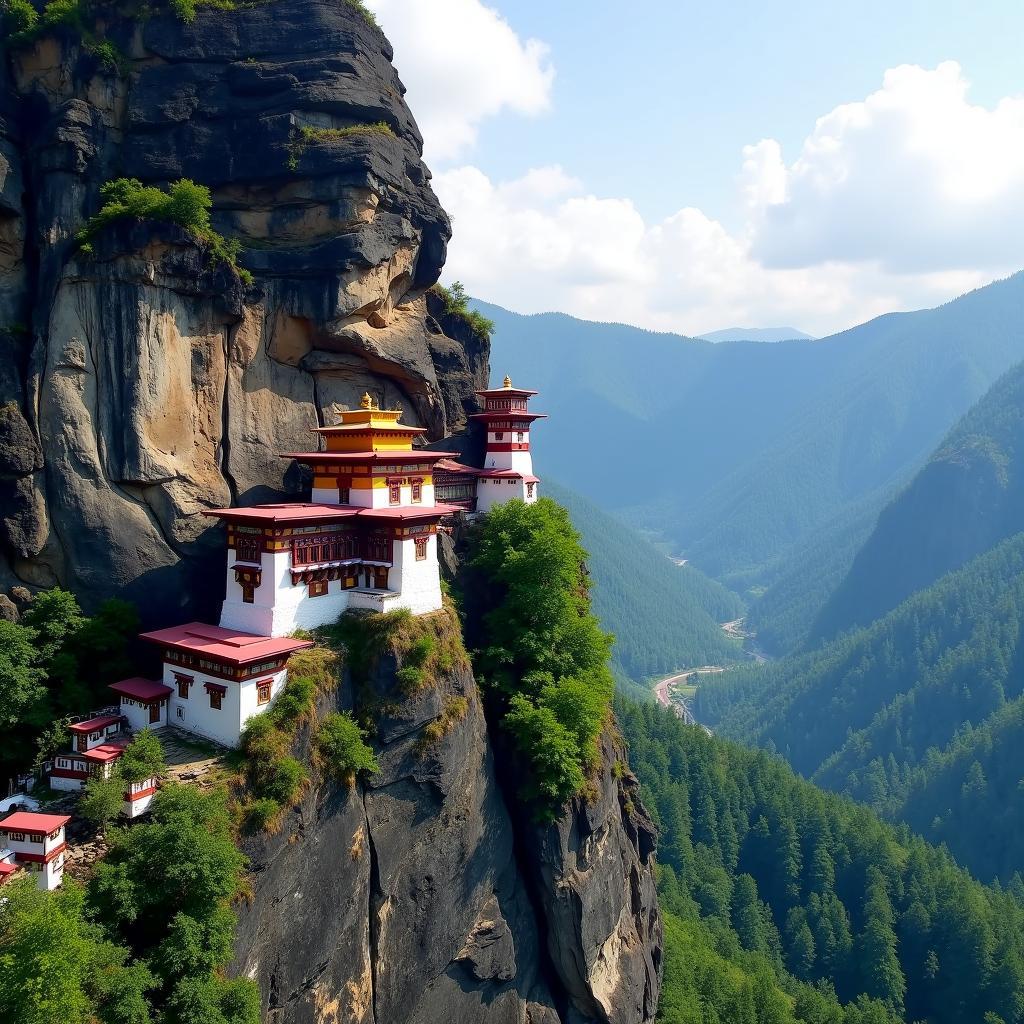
1;0;486;625
3;5;663;1021
233;609;662;1024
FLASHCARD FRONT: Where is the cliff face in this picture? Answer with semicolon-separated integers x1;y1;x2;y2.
3;5;663;1019
233;611;661;1024
0;0;486;625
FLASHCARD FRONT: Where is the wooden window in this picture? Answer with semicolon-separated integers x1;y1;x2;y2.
527;482;535;497
237;537;261;564
209;691;223;711
309;580;328;598
411;480;422;503
339;486;350;503
256;680;272;705
415;537;428;561
241;583;255;604
517;432;525;443
175;674;193;700
7;832;24;842
389;482;401;505
494;431;504;441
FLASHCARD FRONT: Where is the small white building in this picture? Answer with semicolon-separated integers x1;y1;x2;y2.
50;714;129;792
138;622;313;748
0;812;70;891
122;778;159;818
433;377;545;513
109;677;173;732
49;710;161;818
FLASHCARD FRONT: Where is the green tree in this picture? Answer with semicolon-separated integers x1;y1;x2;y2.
317;712;379;781
0;878;154;1024
857;870;906;1012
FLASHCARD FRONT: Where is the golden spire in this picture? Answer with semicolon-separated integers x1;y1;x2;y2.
503;375;512;389
360;392;373;410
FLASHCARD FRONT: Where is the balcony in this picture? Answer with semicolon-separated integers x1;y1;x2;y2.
347;588;402;613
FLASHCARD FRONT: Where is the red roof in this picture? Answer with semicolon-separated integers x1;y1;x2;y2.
434;458;479;476
312;423;428;435
475;386;538;397
356;504;462;523
206;502;459;527
0;862;17;878
109;678;174;702
83;741;128;765
0;812;70;835
281;450;458;465
68;714;123;734
469;410;547;422
203;503;360;524
139;622;313;665
477;470;541;482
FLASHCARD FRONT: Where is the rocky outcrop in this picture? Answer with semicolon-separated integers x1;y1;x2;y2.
522;729;662;1024
0;0;487;624
233;618;661;1024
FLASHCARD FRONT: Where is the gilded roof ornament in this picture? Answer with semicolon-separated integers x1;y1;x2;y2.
503;375;512;389
360;392;373;410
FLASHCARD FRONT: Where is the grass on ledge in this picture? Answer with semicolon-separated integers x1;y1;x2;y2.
286;120;394;171
430;281;495;341
324;602;469;701
235;645;340;833
76;177;255;286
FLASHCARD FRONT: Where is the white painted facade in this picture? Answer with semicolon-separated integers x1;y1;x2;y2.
310;479;436;508
123;779;158;818
162;662;289;748
1;827;66;890
476;475;538;513
219;536;444;637
388;534;444;615
118;697;168;733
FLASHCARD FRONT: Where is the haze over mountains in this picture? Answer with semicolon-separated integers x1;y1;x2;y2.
481;272;1024;654
698;327;815;342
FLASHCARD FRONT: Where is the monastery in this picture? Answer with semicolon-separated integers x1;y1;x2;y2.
14;377;542;888
46;377;545;755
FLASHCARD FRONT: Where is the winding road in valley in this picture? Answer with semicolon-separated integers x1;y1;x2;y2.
654;617;770;730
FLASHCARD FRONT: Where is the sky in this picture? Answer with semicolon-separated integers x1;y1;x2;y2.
365;0;1024;337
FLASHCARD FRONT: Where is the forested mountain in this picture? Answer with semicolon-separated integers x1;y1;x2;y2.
696;533;1024;882
543;481;743;683
480;274;1024;593
813;360;1024;644
618;699;1024;1024
743;492;891;655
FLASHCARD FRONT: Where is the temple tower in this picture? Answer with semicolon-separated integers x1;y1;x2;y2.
471;376;545;513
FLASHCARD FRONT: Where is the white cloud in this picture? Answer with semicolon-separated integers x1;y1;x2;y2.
365;0;554;163
749;62;1024;272
435;163;992;338
434;62;1022;336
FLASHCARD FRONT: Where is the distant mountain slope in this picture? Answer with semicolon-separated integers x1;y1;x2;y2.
547;481;743;682
696;532;1024;881
812;360;1024;643
478;273;1024;588
699;326;814;342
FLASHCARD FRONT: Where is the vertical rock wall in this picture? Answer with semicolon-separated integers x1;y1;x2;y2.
0;0;486;625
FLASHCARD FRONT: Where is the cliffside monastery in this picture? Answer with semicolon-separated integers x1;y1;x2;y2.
0;377;543;888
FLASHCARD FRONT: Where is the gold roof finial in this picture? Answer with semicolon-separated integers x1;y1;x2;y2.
360;392;373;410
503;375;512;389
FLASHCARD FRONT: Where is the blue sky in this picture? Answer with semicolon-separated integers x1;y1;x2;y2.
368;0;1024;336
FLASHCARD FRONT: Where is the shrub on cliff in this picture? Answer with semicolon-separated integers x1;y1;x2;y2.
317;712;379;783
77;177;253;285
431;281;495;341
465;498;616;812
